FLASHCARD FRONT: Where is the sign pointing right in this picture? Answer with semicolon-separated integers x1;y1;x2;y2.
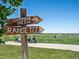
6;16;43;26
4;26;44;35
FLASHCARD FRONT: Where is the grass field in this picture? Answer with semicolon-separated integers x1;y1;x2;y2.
0;33;79;44
31;33;79;44
0;45;79;59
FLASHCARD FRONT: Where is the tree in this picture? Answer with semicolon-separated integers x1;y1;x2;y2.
0;0;22;36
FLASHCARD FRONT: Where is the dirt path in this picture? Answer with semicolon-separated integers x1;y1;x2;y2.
5;41;79;52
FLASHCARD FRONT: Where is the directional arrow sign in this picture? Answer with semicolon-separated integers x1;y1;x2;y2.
4;26;44;35
6;16;43;26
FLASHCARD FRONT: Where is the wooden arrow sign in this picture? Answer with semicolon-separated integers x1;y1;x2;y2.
4;26;44;35
6;16;43;26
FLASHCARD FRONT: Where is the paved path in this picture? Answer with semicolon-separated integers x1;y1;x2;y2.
5;41;79;52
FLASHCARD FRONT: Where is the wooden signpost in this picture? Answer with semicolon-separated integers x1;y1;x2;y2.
20;8;28;59
4;8;44;59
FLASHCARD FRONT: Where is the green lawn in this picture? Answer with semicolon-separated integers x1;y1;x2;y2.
35;33;79;44
1;33;79;44
0;45;79;59
37;37;79;44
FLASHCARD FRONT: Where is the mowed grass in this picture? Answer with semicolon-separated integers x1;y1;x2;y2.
1;33;79;44
0;45;79;59
36;33;79;44
37;37;79;44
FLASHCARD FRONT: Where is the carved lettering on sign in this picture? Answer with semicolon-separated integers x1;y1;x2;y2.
6;16;43;26
5;26;44;35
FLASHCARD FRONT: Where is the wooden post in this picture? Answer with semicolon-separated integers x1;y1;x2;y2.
20;8;28;59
